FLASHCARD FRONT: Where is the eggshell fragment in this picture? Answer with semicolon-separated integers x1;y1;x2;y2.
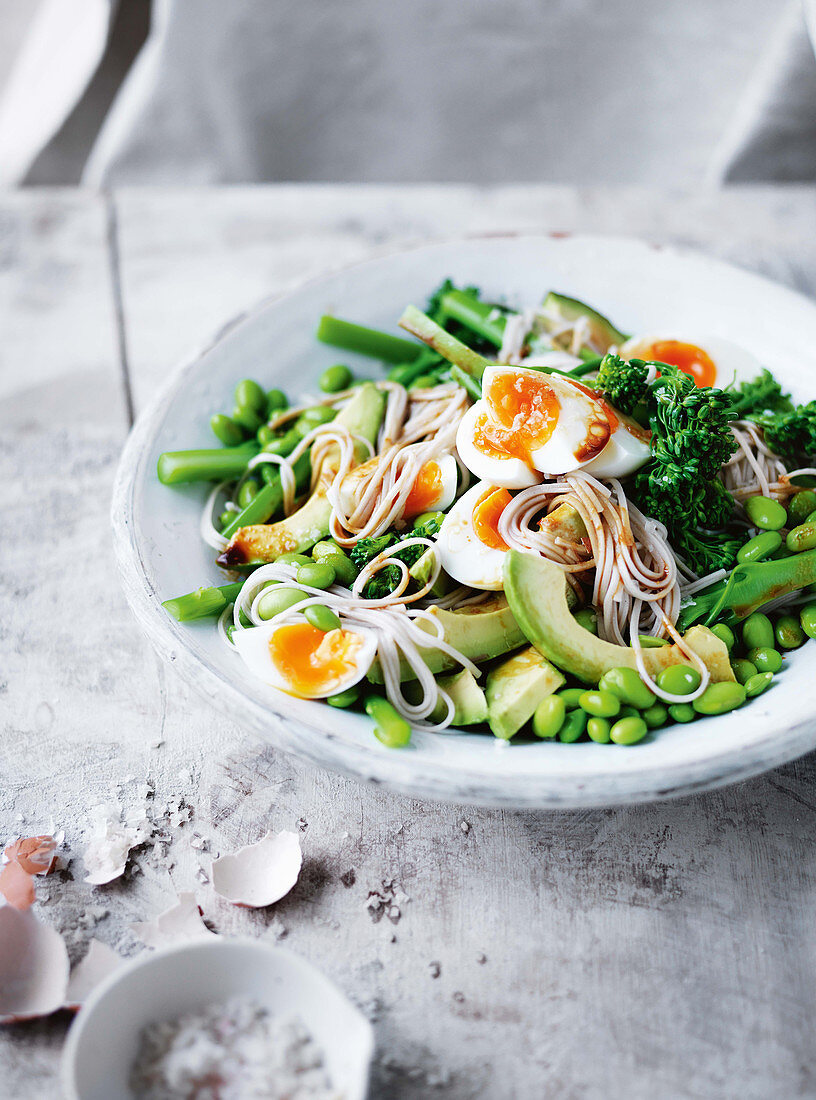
0;860;36;910
83;803;150;885
5;835;57;876
211;830;302;908
131;891;216;948
64;940;123;1009
0;908;69;1024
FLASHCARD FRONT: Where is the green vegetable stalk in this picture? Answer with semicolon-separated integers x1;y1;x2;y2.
163;582;244;622
316;315;423;363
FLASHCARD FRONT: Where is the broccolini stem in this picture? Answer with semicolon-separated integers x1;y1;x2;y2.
220;449;311;539
157;444;258;485
449;363;482;401
399;306;490;380
439;289;506;347
162;582;243;622
316;315;423;363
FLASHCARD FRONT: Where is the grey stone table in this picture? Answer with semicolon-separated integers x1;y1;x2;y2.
2;185;816;1100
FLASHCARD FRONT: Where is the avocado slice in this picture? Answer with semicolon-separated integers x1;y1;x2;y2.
405;668;488;726
503;550;735;684
409;546;454;598
486;646;565;740
367;594;525;683
540;502;587;546
218;383;385;566
540;292;629;355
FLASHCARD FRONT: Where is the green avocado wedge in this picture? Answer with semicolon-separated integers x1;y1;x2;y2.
367;594;526;684
540;292;629;355
485;646;564;740
404;668;488;726
503;550;735;685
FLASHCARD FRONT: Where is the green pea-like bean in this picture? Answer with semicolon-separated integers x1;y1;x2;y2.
304;604;343;632
237;479;259;508
775;614;805;649
299;405;337;428
618;705;640;719
586;716;611;743
556;688;585;711
786;522;816;553
266;388;288;412
642;703;669;729
744;494;787;531
731;658;758;685
257;587;304;620
366;696;412;748
747;646;783;673
327;685;361;708
710;623;736;651
741;612;774;651
744;671;774;698
210;413;245;446
233;404;264;433
263;428;301;457
599;667;656;709
296;562;336;590
578;690;621;718
276;552;312;565
218;509;234;531
692;681;747;715
655;665;701;696
409;375;439;390
532;695;566;740
637;635;670;648
736;531;782;565
610;716;648;745
668;703;696;724
311;543;357;587
320;364;353;393
558;709;587;743
256;425;276;447
787;490;816;527
234;378;268;414
800;602;816;639
574;609;598;635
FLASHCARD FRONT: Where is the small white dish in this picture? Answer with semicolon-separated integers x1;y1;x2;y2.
112;232;816;807
61;939;374;1100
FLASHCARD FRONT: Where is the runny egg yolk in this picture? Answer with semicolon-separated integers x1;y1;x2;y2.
404;460;442;516
473;372;561;462
267;623;363;696
646;340;717;387
472;487;512;550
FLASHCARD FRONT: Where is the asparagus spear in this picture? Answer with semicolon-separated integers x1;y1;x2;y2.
157;444;257;485
162;582;243;622
316;315;423;363
220;449;311;540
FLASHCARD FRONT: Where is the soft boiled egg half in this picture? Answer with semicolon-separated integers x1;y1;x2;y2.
435;481;513;590
235;619;377;699
619;333;761;388
337;453;458;519
456;365;650;486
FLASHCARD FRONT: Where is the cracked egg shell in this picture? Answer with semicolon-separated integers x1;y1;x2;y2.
131;891;216;949
211;830;302;908
0;907;69;1023
64;940;123;1010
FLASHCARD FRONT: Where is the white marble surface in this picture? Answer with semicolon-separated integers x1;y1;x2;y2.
2;185;816;1099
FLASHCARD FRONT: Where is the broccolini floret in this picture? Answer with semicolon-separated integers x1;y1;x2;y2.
726;369;792;420
350;531;434;599
596;353;650;415
759;401;816;467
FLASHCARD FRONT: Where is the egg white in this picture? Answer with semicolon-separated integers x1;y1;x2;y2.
620;333;762;387
403;453;459;517
435;481;510;591
234;620;377;698
456;402;541;489
581;414;652;478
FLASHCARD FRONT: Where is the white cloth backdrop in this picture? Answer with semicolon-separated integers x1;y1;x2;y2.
1;0;815;186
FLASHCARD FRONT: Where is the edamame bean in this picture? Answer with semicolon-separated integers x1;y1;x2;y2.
256;425;276;447
210;413;245;446
532;695;566;740
618;705;640;718
710;623;736;650
787;490;816;527
747;646;783;673
655;665;701;696
786;522;816;553
263;428;300;457
234;378;267;414
642;703;669;729
266;388;288;412
237;479;259;508
579;690;621;718
297;562;336;590
327;685;360;708
574;609;598;635
610;716;648;745
557;688;586;710
638;635;669;648
744;494;787;531
599;667;656;709
298;405;337;429
409;375;438;390
233;404;265;433
311;542;357;587
366;696;411;747
413;511;446;533
745;671;774;698
741;612;774;651
775;614;805;649
276;552;312;566
320;364;352;393
304;604;343;632
218;509;234;530
586;717;611;743
737;531;782;564
800;602;816;639
668;703;696;723
257;587;304;620
731;658;758;685
692;681;747;715
558;709;587;743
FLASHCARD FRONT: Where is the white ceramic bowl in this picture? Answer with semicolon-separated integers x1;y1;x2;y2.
61;939;374;1100
112;233;816;807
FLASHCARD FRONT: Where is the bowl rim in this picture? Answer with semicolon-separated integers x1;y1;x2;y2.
111;230;816;808
60;937;375;1100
